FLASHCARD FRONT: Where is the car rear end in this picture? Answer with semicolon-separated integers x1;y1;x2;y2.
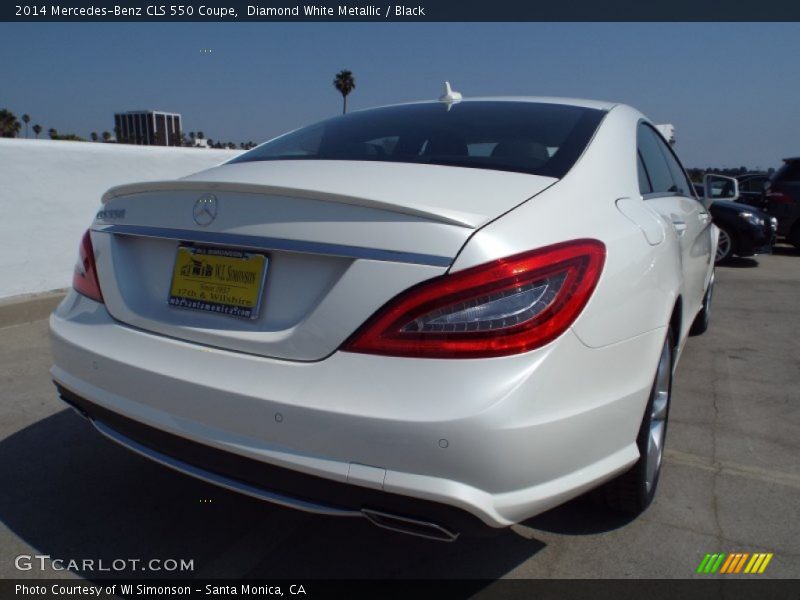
50;100;662;538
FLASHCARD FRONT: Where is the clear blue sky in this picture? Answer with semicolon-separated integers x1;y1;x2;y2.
2;22;798;168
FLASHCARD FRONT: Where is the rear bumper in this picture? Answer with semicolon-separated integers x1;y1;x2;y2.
56;384;472;541
50;291;664;529
767;206;799;237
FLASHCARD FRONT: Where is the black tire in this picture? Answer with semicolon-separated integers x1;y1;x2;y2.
690;271;714;336
715;226;736;264
596;330;674;514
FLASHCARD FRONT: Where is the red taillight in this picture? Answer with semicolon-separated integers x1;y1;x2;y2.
767;191;793;204
72;230;104;303
342;239;605;359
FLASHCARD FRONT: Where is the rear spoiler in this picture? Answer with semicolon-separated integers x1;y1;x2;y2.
101;180;479;229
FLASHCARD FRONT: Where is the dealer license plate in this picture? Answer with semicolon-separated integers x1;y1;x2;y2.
168;246;268;319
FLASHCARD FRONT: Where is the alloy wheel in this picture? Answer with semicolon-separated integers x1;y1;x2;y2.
715;229;732;263
645;339;671;492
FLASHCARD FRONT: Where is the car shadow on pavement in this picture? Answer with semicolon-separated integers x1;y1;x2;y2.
719;257;759;268
772;244;800;257
521;496;636;535
1;409;548;583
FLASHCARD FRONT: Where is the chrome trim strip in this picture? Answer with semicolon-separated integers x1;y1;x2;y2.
93;224;452;268
91;420;362;518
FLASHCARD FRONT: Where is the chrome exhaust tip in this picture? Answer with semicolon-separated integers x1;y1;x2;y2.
361;508;459;542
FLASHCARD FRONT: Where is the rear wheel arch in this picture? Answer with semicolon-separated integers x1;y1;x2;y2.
631;300;680;440
594;327;674;513
669;297;682;354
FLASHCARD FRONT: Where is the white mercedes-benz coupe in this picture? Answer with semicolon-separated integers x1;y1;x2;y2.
50;93;718;541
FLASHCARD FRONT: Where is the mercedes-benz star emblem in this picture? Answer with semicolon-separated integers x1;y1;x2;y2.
193;194;218;226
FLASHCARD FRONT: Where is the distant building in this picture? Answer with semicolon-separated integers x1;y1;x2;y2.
114;110;182;146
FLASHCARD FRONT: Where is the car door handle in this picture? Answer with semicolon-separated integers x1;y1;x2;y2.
672;220;687;235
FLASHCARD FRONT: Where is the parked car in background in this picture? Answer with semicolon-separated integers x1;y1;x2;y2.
764;157;800;248
52;95;719;541
735;172;770;210
694;183;777;263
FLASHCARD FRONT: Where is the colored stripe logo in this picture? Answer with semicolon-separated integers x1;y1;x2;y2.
696;552;773;574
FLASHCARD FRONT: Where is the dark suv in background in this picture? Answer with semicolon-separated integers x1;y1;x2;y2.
765;158;800;248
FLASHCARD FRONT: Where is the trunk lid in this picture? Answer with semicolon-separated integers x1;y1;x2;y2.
91;160;555;360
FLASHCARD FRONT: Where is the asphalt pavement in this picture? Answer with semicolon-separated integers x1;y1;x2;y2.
1;247;798;581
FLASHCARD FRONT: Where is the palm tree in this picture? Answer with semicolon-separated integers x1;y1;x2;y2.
91;132;98;142
197;131;205;140
48;128;57;139
0;109;22;137
333;70;355;114
32;124;42;138
102;131;111;142
22;114;30;138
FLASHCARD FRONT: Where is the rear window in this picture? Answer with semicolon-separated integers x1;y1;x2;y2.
229;101;605;178
773;160;800;182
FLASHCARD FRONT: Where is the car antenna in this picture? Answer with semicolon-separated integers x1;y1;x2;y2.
439;81;462;110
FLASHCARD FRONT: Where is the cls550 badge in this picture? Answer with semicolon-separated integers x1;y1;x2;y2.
95;209;125;220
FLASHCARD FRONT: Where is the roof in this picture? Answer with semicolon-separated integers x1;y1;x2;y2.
459;96;618;111
356;96;619;114
115;110;182;116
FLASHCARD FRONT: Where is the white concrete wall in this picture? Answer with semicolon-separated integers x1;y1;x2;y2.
0;138;240;300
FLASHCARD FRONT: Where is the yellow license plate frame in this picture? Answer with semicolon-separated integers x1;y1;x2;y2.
168;246;268;319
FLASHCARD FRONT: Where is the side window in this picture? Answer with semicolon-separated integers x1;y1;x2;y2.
637;151;652;194
655;134;693;196
637;125;675;194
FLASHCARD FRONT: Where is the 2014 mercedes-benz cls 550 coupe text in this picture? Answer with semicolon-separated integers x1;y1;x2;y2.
50;92;717;541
